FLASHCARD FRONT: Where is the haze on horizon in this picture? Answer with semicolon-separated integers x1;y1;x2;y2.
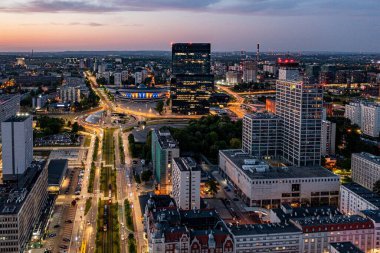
0;0;379;53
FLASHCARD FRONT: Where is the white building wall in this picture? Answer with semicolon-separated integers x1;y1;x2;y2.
339;185;379;215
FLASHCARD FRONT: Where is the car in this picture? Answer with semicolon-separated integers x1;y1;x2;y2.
63;238;70;242
59;245;68;249
53;224;60;228
233;198;239;201
48;233;56;238
226;188;231;192
65;220;73;224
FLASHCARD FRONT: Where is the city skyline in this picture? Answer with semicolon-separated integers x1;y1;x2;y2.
0;0;379;52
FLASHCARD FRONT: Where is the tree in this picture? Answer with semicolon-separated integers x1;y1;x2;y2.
205;180;219;196
374;180;380;195
229;138;242;149
141;170;153;182
71;122;79;133
155;101;164;115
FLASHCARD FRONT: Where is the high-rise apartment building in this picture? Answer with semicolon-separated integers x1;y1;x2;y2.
276;79;323;167
0;94;20;140
114;72;122;86
1;114;33;180
151;129;180;194
172;157;201;210
351;152;380;191
321;120;336;156
242;60;257;83
344;101;380;137
242;113;282;159
171;43;214;115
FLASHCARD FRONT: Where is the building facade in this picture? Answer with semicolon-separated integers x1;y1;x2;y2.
219;150;340;208
172;157;201;210
171;43;214;115
0;94;20;140
321;120;336;156
151;129;180;194
276;79;323;167
1;114;33;179
242;60;257;83
242;113;282;159
0;162;48;253
351;152;380;191
339;183;380;215
361;103;380;137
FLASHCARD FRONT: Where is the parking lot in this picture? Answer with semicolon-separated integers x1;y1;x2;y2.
44;168;83;253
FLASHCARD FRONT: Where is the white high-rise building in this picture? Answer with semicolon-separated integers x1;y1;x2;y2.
344;102;362;126
361;103;380;137
1;114;33;179
121;70;129;82
172;157;201;210
58;85;81;103
351;152;380;191
276;79;323;167
321;120;336;156
135;72;143;84
114;72;122;86
0;94;20;140
344;101;380;137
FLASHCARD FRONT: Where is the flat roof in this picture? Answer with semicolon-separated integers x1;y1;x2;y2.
228;223;301;236
173;157;200;172
154;129;178;149
329;242;364;253
0;161;46;215
353;152;380;165
360;209;380;223
220;149;338;180
342;183;380;208
291;215;369;227
0;94;19;104
4;114;30;122
47;159;68;186
271;206;340;223
244;113;280;120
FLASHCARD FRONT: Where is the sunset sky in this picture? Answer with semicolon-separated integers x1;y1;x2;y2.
0;0;379;52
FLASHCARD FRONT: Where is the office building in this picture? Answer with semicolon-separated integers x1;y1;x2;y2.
219;150;340;208
0;94;20;140
134;71;143;84
265;98;276;113
321;120;336;156
242;60;257;83
172;157;201;210
32;94;49;109
351;152;380;191
305;64;321;81
339;183;380;215
114;72;122;86
226;71;241;85
171;43;214;115
242;113;282;159
151;129;180;194
278;58;300;81
1;114;33;180
276;79;323;167
0;161;48;253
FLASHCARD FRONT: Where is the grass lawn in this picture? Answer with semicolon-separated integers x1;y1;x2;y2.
85;197;92;215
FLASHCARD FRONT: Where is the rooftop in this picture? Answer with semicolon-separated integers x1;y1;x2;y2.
47;159;68;186
220;149;338;180
154;129;178;149
329;242;364;253
173;157;200;172
291;215;370;228
0;94;19;104
271;205;341;223
353;152;380;165
0;161;46;215
342;183;380;208
360;209;380;223
3;113;31;122
228;223;301;236
244;113;280;120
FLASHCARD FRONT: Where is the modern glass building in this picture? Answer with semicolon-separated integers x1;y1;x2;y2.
171;43;214;115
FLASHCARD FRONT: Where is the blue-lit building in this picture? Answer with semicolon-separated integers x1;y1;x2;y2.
111;84;169;101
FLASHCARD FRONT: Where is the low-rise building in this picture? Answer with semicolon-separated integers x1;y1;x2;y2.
219;149;340;208
329;242;364;253
47;159;68;193
339;183;380;215
172;157;201;210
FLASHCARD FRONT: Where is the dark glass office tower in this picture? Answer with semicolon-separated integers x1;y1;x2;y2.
171;43;214;115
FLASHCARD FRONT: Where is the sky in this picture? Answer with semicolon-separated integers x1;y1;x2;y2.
0;0;379;52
